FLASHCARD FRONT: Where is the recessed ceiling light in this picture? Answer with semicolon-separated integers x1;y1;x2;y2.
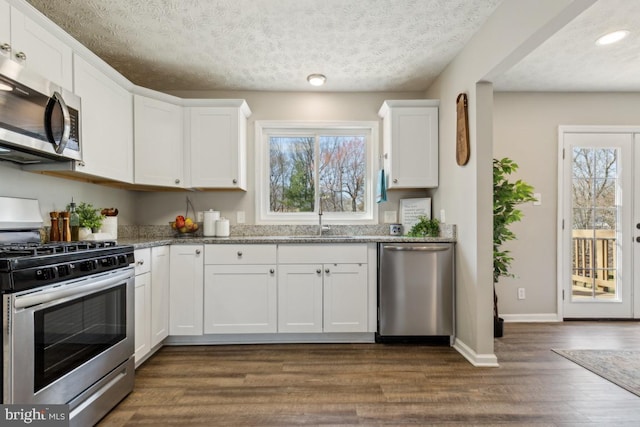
307;74;326;86
595;30;629;46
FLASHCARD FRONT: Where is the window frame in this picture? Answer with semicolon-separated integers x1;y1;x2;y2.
255;120;379;225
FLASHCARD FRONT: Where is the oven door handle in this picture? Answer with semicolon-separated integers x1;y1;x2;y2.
14;269;133;309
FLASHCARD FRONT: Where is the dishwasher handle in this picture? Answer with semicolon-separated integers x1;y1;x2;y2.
383;244;450;252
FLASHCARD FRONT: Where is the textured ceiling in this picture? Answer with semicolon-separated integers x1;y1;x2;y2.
25;0;502;92
493;0;640;92
24;0;640;93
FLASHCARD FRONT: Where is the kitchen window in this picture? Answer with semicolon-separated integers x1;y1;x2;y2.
255;121;378;224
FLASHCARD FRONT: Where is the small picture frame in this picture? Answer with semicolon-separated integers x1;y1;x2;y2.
399;198;431;234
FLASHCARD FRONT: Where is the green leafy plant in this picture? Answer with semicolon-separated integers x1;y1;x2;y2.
72;202;104;231
407;216;440;237
493;158;536;330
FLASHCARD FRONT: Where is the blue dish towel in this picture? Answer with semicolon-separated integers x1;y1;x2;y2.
376;169;387;203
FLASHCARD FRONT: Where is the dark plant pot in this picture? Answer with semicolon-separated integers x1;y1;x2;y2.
494;317;504;338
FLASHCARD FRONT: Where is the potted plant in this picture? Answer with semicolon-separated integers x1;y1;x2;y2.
493;158;536;337
406;216;440;237
76;202;104;234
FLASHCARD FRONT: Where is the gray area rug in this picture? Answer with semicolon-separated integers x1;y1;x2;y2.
553;349;640;397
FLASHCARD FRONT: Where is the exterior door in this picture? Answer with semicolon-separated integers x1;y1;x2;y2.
560;129;633;318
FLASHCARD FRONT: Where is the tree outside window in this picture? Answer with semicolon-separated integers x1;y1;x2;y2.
256;121;377;225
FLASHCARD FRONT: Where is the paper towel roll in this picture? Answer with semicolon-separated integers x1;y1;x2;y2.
203;209;220;237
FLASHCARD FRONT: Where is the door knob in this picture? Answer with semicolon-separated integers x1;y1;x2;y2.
636;237;640;243
636;223;640;229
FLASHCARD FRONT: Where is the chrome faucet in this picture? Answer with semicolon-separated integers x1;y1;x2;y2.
318;197;330;236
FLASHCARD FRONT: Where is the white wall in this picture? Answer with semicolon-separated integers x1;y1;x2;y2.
137;90;430;225
424;0;591;364
0;162;137;225
493;91;640;319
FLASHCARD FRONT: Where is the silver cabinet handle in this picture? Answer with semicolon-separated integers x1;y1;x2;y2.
0;43;10;52
325;268;330;274
136;259;144;266
237;251;242;257
77;161;86;167
393;178;398;183
232;179;238;184
195;249;201;255
316;269;321;274
384;245;450;252
15;51;26;61
175;178;180;184
270;268;275;274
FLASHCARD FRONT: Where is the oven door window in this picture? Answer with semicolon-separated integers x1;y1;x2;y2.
33;284;126;392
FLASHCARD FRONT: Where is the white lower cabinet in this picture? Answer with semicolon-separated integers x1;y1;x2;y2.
277;264;323;333
150;246;170;347
169;245;204;335
134;246;170;366
278;244;369;333
203;245;277;334
134;249;151;364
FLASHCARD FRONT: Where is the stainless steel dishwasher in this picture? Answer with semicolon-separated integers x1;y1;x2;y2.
377;242;455;342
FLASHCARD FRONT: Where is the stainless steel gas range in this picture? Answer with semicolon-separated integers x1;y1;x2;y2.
0;197;135;427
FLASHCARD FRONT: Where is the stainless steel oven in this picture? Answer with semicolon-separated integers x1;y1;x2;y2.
1;197;135;427
4;268;134;422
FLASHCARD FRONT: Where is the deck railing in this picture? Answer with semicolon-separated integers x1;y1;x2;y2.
572;229;616;294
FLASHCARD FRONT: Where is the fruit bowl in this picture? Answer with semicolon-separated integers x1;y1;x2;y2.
169;221;199;236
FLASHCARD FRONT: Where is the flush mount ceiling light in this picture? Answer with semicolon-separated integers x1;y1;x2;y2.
307;74;326;86
595;30;630;46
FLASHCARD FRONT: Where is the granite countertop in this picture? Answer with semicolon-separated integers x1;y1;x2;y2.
118;235;456;249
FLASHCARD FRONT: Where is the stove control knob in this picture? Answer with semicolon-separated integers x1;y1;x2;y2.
80;260;96;272
36;268;54;280
100;257;116;267
57;264;71;277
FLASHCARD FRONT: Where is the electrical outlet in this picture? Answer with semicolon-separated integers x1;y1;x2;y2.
518;288;526;300
440;209;446;223
237;211;245;224
533;193;542;206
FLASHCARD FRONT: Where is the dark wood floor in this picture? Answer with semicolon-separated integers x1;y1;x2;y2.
99;321;640;426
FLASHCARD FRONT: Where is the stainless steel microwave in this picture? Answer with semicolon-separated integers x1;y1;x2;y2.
0;56;81;165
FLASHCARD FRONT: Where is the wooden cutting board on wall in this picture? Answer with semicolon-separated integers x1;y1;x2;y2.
456;93;470;166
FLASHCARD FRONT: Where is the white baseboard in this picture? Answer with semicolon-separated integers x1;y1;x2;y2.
453;338;499;367
500;313;561;323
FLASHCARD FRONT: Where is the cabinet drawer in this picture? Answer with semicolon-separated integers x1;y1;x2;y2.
205;244;277;265
134;248;151;275
278;244;368;264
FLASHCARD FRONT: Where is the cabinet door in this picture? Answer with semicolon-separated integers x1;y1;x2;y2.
151;246;170;347
204;264;277;333
278;264;323;333
383;105;438;189
134;95;184;187
187;107;246;189
134;271;151;364
323;263;368;332
169;245;203;335
73;55;133;183
9;7;72;89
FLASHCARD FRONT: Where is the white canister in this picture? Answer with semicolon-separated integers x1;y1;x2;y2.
203;209;220;237
101;216;118;239
215;218;230;237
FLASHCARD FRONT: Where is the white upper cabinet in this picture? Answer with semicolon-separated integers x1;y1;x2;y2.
1;2;72;89
185;100;251;190
73;54;133;183
378;100;439;189
134;92;184;188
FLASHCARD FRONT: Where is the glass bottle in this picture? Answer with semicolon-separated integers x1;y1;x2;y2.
69;201;80;241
